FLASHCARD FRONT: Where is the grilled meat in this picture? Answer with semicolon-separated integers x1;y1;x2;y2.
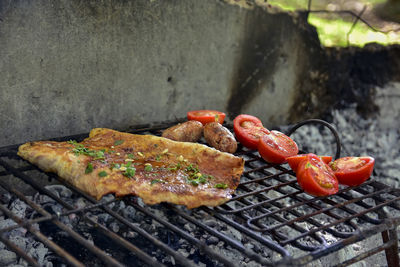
18;128;244;209
204;122;237;153
161;120;203;142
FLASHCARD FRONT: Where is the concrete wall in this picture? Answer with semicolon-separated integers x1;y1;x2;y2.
0;0;317;146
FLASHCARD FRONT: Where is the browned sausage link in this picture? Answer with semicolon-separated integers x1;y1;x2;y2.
204;122;237;153
161;120;203;142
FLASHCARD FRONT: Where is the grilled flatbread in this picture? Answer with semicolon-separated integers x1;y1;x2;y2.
18;128;244;209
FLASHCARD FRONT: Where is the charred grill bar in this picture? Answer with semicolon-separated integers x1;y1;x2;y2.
0;121;399;266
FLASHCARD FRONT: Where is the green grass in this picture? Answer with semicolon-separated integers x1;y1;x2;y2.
308;14;399;47
266;0;398;47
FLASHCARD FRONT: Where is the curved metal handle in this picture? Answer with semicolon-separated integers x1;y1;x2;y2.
286;119;341;160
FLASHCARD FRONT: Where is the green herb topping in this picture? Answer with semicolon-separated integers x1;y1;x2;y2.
187;174;208;186
98;171;108;177
144;164;153;172
123;162;136;178
114;140;125;146
214;183;228;189
85;162;93;174
168;163;181;172
68;140;105;160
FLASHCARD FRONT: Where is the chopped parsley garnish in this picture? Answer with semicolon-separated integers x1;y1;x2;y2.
185;164;199;173
68;141;105;160
98;171;108;177
127;153;134;159
168;163;181;171
123;166;136;178
214;183;228;189
85;162;93;174
114;140;125;146
144;164;153;172
187;175;208;186
155;154;162;161
151;179;166;185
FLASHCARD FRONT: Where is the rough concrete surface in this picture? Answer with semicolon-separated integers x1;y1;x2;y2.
0;0;316;146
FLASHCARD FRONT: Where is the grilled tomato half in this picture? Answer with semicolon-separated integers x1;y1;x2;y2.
286;154;332;173
233;114;269;150
329;156;374;186
187;110;226;125
297;153;339;196
258;130;298;164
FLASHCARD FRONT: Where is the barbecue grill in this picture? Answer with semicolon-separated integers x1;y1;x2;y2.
0;119;399;267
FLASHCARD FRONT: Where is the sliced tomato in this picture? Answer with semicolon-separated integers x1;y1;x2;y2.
329;156;374;186
233;114;270;150
296;154;339;196
187;110;226;125
286;154;333;173
258;130;298;164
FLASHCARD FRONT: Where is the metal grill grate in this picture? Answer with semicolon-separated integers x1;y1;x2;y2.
0;120;399;266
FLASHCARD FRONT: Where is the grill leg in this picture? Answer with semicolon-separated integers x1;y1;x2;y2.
381;228;399;267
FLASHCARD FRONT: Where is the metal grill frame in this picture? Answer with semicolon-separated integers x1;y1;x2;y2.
0;119;399;267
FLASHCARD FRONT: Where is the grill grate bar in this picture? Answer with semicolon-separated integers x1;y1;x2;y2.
0;198;120;235
0;203;85;267
0;157;158;267
249;187;390;232
233;178;355;245
293;216;400;266
0;234;40;267
280;195;400;246
128;201;238;267
202;206;291;257
228;172;355;241
238;198;327;251
246;167;364;237
334;238;396;267
48;175;199;267
164;204;272;266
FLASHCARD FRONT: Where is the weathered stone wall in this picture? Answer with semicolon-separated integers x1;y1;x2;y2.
0;0;319;146
1;0;399;147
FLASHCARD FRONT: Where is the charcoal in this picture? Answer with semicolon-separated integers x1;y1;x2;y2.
207;236;219;245
221;228;242;242
203;219;218;228
9;199;28;218
109;222;120;233
0;250;17;265
183;223;196;232
121;205;136;219
45;185;72;198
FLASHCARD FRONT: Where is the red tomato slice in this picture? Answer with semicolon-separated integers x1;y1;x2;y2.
286;154;333;173
296;154;339;196
258;130;298;164
233;114;270;150
187;110;226;125
329;156;375;186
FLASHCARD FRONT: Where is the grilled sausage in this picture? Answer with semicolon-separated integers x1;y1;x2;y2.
162;120;203;142
204;122;237;153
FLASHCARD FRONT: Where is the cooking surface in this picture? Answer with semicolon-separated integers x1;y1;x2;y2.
1;122;400;266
